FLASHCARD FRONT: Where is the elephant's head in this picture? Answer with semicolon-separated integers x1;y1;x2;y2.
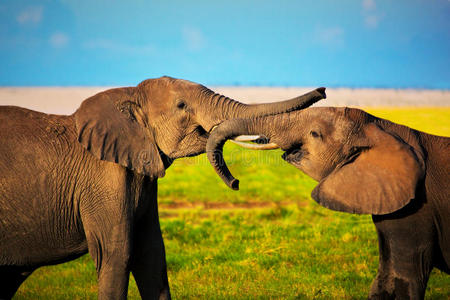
74;76;326;180
206;107;425;215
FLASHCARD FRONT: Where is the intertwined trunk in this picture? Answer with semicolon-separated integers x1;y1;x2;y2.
203;88;325;189
206;114;295;189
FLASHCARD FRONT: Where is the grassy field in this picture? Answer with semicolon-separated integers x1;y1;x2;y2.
15;108;450;299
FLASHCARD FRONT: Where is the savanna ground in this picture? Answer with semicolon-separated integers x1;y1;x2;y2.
14;108;450;299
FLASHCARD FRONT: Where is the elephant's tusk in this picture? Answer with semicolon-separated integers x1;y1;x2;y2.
209;124;219;133
229;140;280;150
233;135;262;142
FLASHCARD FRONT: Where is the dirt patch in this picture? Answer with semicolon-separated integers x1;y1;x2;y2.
159;202;201;209
159;200;299;210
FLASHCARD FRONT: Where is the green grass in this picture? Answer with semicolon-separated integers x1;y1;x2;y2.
15;108;450;299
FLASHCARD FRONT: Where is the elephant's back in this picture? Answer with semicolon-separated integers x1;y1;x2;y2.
0;105;73;132
0;107;88;266
0;106;77;158
0;106;80;189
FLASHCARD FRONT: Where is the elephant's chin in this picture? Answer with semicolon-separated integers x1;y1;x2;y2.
167;140;207;160
281;152;324;181
160;152;174;169
185;149;206;158
167;149;205;161
284;158;304;172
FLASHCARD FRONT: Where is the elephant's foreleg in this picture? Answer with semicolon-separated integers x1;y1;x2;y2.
96;258;131;300
85;224;133;300
82;202;134;300
131;208;171;300
0;267;33;299
370;217;434;300
370;271;429;300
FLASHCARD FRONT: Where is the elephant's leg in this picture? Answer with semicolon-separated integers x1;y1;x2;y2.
85;223;132;300
0;267;33;299
369;230;395;300
82;202;134;300
370;257;431;300
131;217;170;300
130;189;171;300
390;251;432;300
370;217;434;300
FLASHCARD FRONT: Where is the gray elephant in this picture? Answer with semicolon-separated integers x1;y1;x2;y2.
0;76;326;299
206;107;449;299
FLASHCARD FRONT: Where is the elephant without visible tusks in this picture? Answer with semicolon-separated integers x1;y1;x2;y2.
207;107;449;299
0;76;326;299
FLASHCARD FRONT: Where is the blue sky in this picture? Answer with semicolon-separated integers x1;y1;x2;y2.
0;0;449;88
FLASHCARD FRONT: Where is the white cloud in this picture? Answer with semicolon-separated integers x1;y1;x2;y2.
182;26;206;51
365;15;379;28
361;0;382;29
362;0;376;11
83;39;156;55
50;32;69;48
315;26;345;47
17;6;43;25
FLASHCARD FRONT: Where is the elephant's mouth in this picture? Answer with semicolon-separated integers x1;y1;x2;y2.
282;145;306;163
198;125;210;136
159;150;174;169
165;126;210;160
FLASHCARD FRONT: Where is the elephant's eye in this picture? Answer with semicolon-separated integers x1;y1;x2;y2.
310;131;321;138
176;100;186;110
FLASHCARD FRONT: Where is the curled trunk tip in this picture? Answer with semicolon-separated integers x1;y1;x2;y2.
206;118;269;190
206;145;240;190
229;178;239;190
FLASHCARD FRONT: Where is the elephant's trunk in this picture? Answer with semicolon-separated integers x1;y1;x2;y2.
206;116;283;190
205;88;325;189
207;88;325;123
234;87;326;119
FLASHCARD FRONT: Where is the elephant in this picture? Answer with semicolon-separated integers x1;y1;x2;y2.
0;76;326;300
206;106;449;299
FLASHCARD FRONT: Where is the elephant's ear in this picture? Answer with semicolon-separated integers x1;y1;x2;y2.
74;88;165;179
311;123;424;215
